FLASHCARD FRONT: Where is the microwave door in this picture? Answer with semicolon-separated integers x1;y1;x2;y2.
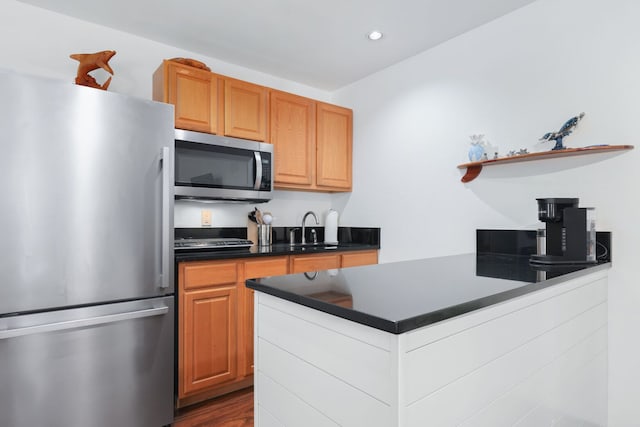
175;143;255;190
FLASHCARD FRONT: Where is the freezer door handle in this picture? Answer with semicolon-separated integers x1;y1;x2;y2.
0;306;169;340
160;146;173;289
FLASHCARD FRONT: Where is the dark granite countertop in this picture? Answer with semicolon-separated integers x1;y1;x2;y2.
175;241;380;262
174;226;380;262
246;253;610;334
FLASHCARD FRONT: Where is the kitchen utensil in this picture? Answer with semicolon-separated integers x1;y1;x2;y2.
262;212;273;225
254;207;264;224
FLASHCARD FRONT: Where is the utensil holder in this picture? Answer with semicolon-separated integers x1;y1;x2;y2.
257;224;272;247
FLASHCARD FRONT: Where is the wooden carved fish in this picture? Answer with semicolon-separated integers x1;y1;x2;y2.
70;50;116;90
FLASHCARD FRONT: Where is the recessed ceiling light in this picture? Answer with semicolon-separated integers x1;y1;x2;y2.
367;30;383;41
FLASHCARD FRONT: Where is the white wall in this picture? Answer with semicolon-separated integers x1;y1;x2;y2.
0;0;338;228
334;0;640;424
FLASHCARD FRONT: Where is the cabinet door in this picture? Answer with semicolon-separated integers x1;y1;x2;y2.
243;287;255;376
156;61;221;134
224;77;268;141
270;90;316;187
180;285;238;397
341;250;378;268
290;253;341;274
241;257;289;376
316;102;353;190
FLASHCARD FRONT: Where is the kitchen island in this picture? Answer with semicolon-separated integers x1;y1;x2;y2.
246;253;609;427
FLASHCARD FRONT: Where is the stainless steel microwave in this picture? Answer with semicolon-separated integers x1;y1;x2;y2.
174;129;273;202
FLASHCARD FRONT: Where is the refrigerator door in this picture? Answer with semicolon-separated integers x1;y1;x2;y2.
0;296;174;427
0;70;174;314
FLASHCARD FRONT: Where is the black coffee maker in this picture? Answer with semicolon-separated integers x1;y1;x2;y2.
530;198;597;265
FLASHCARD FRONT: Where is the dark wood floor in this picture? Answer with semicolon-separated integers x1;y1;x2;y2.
173;387;254;427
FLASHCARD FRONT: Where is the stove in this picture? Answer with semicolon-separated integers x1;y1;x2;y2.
174;237;254;251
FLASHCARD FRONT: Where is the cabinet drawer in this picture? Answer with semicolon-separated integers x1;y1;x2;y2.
341;250;378;268
244;257;289;279
181;261;238;290
290;254;340;274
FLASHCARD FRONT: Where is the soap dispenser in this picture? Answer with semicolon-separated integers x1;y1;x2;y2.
324;209;339;244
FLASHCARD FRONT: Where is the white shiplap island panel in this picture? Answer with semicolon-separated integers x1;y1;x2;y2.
253;267;608;426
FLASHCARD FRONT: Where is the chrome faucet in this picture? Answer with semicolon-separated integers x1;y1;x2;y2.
301;211;319;245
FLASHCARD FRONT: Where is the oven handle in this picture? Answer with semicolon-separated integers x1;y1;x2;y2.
0;306;169;340
254;151;262;190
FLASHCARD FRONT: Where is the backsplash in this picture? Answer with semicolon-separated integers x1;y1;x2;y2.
174;190;334;228
476;229;611;262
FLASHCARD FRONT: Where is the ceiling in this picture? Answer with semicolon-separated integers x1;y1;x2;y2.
19;0;538;90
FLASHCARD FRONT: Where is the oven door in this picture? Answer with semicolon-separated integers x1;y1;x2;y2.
174;129;273;202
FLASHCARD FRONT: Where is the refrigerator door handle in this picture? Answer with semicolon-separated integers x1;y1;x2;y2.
0;306;169;340
160;146;173;289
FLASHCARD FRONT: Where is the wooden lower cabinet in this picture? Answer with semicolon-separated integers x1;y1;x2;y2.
177;256;287;407
177;250;377;407
242;287;254;375
180;285;238;396
341;250;378;268
289;253;341;274
241;257;288;376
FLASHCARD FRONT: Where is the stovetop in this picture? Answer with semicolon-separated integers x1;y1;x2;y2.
174;237;254;251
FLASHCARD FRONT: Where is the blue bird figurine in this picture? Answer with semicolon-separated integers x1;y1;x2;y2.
539;112;585;150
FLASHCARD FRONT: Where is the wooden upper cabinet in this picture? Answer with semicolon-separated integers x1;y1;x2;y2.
153;61;352;193
224;77;268;141
152;60;222;134
316;102;353;191
271;92;353;192
270;90;316;186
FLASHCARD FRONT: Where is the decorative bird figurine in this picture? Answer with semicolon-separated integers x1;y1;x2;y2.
69;50;116;90
539;112;585;151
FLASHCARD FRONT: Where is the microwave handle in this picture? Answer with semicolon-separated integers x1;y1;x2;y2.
254;151;262;190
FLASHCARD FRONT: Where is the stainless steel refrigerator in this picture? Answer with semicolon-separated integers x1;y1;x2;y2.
0;70;175;427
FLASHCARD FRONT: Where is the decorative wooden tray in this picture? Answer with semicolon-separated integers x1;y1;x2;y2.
457;145;634;183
